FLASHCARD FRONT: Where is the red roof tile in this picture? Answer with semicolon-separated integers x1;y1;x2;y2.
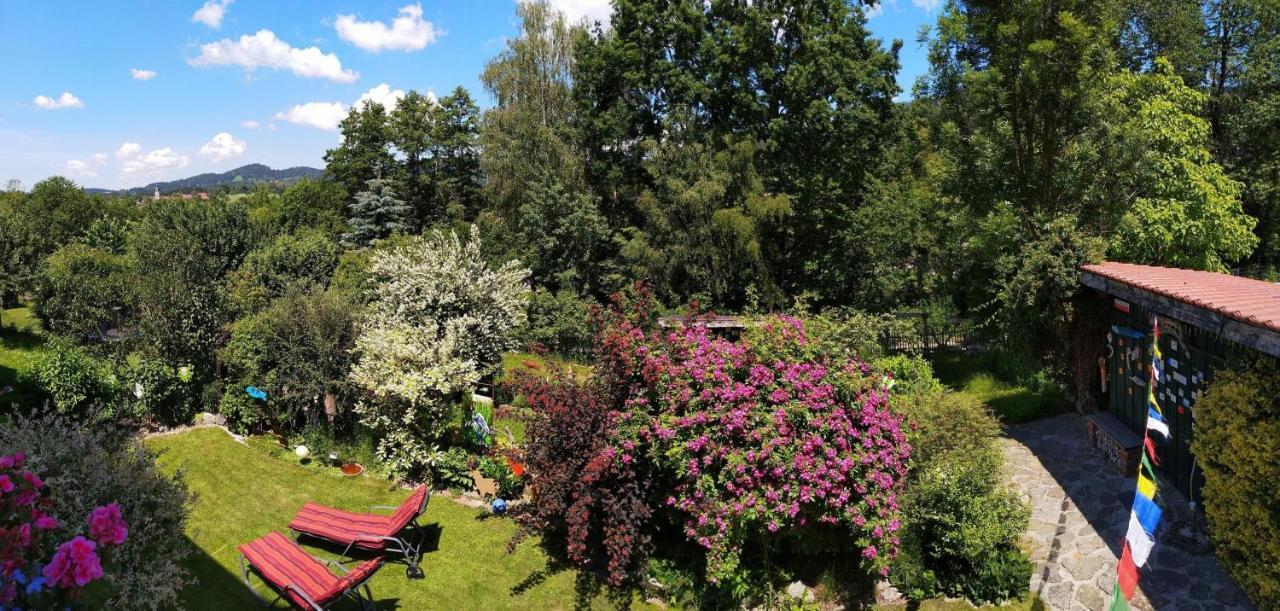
1082;262;1280;333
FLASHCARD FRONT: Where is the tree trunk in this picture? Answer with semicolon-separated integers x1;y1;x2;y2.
324;392;338;427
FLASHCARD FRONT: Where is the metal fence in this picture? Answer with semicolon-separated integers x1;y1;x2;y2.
880;312;981;354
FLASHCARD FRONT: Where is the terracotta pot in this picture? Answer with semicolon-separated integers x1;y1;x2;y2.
340;463;364;476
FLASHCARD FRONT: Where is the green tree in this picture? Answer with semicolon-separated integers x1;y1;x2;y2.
35;244;134;341
517;179;609;293
341;178;413;249
277;178;348;235
480;1;586;219
324;103;397;199
574;0;900;302
1093;60;1257;269
390;88;483;225
220;289;359;432
131;197;255;376
618;136;790;309
226;229;341;316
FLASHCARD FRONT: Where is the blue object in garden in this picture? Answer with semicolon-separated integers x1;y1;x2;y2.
245;386;268;401
468;412;493;447
491;498;507;515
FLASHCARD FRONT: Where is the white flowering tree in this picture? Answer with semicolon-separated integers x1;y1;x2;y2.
350;226;530;474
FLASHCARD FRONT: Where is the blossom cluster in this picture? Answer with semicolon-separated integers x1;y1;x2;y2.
613;315;911;584
0;452;129;606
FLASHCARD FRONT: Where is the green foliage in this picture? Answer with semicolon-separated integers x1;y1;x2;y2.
619;136;790;309
424;446;473;491
24;341;119;420
894;444;1032;604
341;178;413;249
391;88;484;224
480;1;585;218
767;308;913;362
1098;60;1257;269
35;243;134;341
517;179;609;293
885;388;1030;604
131;197;255;373
874;354;944;397
324;102;397;199
522;288;595;358
276;178;348;235
225;229;340;316
126;358;195;427
220;289;359;433
0;411;193;609
1191;359;1280;609
22;176;100;258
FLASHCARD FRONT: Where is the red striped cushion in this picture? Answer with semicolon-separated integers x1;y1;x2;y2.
288;487;429;551
338;557;384;591
238;532;343;608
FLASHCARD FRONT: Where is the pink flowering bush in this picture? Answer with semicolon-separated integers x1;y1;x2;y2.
0;452;129;607
617;314;910;589
517;287;911;597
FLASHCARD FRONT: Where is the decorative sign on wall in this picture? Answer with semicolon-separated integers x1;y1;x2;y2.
1110;318;1170;610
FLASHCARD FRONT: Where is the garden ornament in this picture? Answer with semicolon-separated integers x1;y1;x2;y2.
245;386;268;401
295;445;310;460
491;498;507;515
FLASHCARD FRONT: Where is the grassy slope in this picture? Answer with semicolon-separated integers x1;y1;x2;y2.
0;305;46;405
928;352;1065;424
147;427;646;610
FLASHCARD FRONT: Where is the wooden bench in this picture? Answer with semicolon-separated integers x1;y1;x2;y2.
1085;412;1143;476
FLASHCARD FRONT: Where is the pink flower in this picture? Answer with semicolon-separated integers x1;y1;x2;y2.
88;503;129;546
0;475;13;494
21;471;42;489
35;515;59;531
43;536;104;588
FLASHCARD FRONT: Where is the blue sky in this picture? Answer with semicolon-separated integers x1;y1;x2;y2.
0;0;940;190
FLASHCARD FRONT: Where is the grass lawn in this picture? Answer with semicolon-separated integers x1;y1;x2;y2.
147;427;652;610
0;304;46;406
928;352;1066;424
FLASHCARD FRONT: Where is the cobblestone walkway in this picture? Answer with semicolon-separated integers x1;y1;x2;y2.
1001;413;1253;611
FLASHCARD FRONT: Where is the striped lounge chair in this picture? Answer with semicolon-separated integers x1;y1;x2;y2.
238;531;383;610
289;485;430;579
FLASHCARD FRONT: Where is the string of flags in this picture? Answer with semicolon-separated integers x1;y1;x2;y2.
1110;317;1170;610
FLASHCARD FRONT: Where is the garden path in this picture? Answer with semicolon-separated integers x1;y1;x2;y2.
1001;413;1252;611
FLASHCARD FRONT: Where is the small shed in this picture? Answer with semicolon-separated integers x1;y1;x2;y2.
1079;262;1280;501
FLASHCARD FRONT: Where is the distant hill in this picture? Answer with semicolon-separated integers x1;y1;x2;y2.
92;164;324;195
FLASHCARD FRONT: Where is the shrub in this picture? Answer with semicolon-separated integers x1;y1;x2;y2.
522;288;595;359
874;354;944;397
424;447;473;491
479;455;525;499
886;390;1031;604
23;342;120;420
0;452;131;607
126;359;195;427
225;229;341;317
0;412;192;609
1192;360;1280;609
350;227;529;476
512;369;652;587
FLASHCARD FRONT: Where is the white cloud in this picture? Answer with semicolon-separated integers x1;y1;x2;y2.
355;83;407;111
192;0;233;29
273;102;348;131
241;119;261;129
131;68;157;80
91;153;109;166
335;4;440;53
190;30;359;83
199;132;247;162
121;148;190;176
530;0;613;26
65;159;98;178
33;92;84;110
115;142;142;160
865;2;885;18
911;0;941;13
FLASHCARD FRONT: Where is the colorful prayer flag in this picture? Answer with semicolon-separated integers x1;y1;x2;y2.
1146;408;1169;437
1137;472;1156;500
1118;542;1139;599
1126;512;1157;567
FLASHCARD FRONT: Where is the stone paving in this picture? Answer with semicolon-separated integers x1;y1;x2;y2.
1001;413;1253;611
